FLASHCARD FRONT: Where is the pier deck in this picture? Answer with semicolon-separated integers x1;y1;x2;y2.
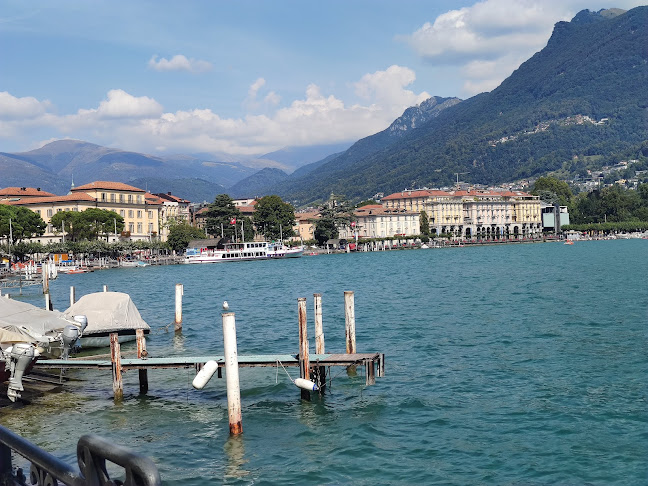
34;353;384;371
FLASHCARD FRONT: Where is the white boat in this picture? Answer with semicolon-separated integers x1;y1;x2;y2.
120;260;149;268
184;239;304;264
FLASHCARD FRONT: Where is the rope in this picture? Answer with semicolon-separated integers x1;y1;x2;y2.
275;360;296;384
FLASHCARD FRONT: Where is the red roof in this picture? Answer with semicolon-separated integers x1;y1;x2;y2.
2;193;97;205
72;181;145;192
155;192;191;203
0;187;56;197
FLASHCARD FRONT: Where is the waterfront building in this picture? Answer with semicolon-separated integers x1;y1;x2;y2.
151;192;192;241
1;182;163;243
339;204;420;239
292;211;319;241
0;187;56;201
381;188;542;239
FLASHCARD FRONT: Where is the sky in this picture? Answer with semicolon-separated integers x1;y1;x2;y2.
0;0;645;159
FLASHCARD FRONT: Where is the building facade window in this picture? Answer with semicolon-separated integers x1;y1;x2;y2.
137;223;143;233
119;194;124;203
128;195;133;203
101;193;106;201
128;210;134;218
110;194;116;202
120;210;125;217
129;223;134;233
137;210;142;218
137;195;142;203
148;211;153;219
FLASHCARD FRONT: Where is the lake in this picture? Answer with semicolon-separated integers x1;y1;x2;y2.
2;239;647;485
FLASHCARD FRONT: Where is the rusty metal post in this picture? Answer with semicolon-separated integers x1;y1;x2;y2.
136;329;148;394
298;297;310;400
222;312;242;435
174;284;183;332
110;333;123;401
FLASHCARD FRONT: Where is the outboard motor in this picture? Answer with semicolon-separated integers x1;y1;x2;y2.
61;325;80;360
6;343;36;402
73;315;88;334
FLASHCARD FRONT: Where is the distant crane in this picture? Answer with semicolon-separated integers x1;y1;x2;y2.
454;172;469;186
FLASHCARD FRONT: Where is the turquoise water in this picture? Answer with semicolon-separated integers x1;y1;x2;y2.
2;240;647;485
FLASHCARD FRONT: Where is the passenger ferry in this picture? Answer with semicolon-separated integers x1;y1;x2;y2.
184;239;304;264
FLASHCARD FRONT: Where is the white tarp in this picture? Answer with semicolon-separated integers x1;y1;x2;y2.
0;298;76;344
63;292;150;335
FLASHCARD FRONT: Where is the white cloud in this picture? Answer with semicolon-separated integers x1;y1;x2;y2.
79;89;163;119
244;78;282;111
148;54;212;73
401;0;581;95
0;91;51;120
0;66;430;155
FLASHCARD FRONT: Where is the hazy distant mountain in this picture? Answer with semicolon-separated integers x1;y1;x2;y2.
0;140;258;200
129;177;226;203
259;143;353;172
275;7;647;204
228;168;290;198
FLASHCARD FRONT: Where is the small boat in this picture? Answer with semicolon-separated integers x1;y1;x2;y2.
184;239;304;264
564;240;574;245
63;291;150;348
119;260;149;268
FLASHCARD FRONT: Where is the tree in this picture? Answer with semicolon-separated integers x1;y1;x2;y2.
167;223;206;253
532;176;573;206
314;194;355;245
50;209;123;241
0;205;46;243
420;210;430;235
254;195;296;241
204;195;242;239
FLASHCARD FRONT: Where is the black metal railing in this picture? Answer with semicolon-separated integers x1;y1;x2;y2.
0;425;160;486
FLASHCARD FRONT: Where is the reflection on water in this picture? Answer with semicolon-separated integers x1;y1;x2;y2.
223;435;249;479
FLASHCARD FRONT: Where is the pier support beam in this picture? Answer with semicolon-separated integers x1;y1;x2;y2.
110;333;123;401
222;312;242;435
174;284;183;332
297;297;310;400
344;291;356;375
136;329;148;394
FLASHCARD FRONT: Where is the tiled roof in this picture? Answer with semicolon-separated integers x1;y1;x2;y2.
1;193;97;205
72;181;146;192
145;192;164;204
154;192;191;203
382;190;434;200
0;187;56;197
295;211;319;222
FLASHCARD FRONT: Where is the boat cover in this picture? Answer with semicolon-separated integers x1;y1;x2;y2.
63;291;150;335
0;298;77;344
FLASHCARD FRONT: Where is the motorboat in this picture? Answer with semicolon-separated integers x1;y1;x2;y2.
184;239;304;264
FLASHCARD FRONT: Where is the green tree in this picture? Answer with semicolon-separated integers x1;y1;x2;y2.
314;194;355;245
254;195;296;241
167;223;206;253
204;194;242;239
50;209;123;241
532;176;573;206
0;205;46;243
420;210;430;235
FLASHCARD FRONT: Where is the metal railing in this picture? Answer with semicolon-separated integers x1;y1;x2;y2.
0;425;160;486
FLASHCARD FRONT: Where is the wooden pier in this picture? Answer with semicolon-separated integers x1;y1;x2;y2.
29;290;386;436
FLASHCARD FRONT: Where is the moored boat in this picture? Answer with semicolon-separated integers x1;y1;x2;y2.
184;238;304;264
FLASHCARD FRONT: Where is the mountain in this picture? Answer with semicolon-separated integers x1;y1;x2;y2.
228;168;290;198
275;7;647;204
234;96;461;200
259;143;353;172
128;178;226;203
0;140;259;199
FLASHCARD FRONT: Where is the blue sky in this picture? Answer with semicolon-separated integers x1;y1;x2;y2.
0;0;644;158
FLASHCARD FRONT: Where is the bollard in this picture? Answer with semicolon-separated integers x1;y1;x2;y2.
110;333;123;401
70;286;76;307
297;298;310;400
103;285;108;292
174;284;183;332
136;329;148;394
42;263;49;294
313;293;326;391
344;291;357;375
222;312;242;435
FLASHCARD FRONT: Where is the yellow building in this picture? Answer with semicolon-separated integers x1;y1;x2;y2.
1;182;163;243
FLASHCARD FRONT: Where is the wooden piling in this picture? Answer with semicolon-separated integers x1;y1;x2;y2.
69;286;76;307
344;291;357;375
110;333;123;401
174;283;183;332
313;293;326;390
222;312;242;435
364;359;376;386
297;297;310;400
136;329;148;394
